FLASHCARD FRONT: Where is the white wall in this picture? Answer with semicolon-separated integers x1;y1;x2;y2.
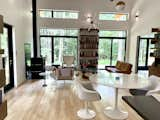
0;0;32;86
37;0;134;29
37;0;135;56
129;0;160;72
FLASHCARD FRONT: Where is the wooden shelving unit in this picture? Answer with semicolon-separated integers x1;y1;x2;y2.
78;28;99;69
0;49;7;120
149;28;160;77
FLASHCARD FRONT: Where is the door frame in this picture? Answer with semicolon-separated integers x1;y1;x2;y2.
3;23;14;92
136;36;154;71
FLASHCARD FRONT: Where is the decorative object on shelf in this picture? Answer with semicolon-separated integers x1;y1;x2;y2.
0;15;3;33
115;1;126;11
79;28;99;70
85;14;99;30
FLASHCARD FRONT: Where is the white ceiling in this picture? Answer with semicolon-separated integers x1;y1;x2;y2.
37;0;135;13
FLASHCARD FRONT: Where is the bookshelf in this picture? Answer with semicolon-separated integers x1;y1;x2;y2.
149;28;160;77
0;49;7;120
78;28;99;69
150;30;160;65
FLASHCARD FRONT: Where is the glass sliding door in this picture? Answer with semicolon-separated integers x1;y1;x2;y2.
54;37;78;64
40;37;52;65
98;38;126;69
112;39;125;66
0;24;14;92
40;36;78;65
1;28;10;85
138;39;147;67
98;39;111;67
137;37;154;70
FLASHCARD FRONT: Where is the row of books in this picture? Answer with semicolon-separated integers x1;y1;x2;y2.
80;59;98;65
80;51;98;57
80;37;98;44
80;44;98;49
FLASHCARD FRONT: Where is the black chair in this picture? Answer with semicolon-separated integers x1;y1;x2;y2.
30;57;45;79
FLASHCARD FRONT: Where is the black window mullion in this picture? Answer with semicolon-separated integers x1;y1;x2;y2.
52;11;54;18
145;39;150;66
124;38;127;61
110;39;113;66
52;37;54;64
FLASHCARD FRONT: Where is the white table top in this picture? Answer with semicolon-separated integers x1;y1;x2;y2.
39;71;53;76
89;70;150;89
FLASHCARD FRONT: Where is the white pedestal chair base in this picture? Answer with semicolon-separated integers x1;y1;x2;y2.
104;107;128;120
77;109;96;119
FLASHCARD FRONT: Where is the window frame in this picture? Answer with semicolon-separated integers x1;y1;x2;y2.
136;36;154;71
39;28;78;64
99;12;129;21
98;36;127;67
39;9;53;18
39;9;79;19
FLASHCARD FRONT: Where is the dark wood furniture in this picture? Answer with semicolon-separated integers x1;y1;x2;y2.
30;57;45;79
79;29;99;70
0;50;7;120
122;96;160;120
105;61;132;74
149;28;160;77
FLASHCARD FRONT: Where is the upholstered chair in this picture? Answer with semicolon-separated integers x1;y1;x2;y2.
62;56;75;68
55;67;73;80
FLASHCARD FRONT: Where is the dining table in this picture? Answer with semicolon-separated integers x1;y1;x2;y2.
88;70;151;120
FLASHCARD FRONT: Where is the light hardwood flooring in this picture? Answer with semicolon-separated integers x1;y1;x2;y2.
5;78;143;120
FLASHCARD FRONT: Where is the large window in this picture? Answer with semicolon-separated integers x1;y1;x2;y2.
39;10;52;18
40;37;52;65
54;37;77;64
40;28;78;36
40;29;78;65
98;30;126;69
137;36;154;70
53;11;78;19
39;10;79;19
99;12;128;21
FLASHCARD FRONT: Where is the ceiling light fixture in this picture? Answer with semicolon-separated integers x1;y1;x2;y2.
115;1;126;11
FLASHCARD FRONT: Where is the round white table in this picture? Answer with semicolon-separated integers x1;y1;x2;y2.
90;70;150;120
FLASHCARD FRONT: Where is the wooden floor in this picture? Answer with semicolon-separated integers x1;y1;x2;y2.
5;78;143;120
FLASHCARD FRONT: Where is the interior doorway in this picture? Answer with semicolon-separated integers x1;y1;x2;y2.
0;23;14;92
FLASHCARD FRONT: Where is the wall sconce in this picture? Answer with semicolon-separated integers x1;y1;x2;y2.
135;11;140;21
0;15;3;33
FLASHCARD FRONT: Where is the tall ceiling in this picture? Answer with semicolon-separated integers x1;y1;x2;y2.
37;0;135;13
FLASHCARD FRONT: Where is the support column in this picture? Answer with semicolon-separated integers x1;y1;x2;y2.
32;0;37;57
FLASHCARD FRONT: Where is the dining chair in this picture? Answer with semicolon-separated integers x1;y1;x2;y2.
130;75;160;96
75;79;101;119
